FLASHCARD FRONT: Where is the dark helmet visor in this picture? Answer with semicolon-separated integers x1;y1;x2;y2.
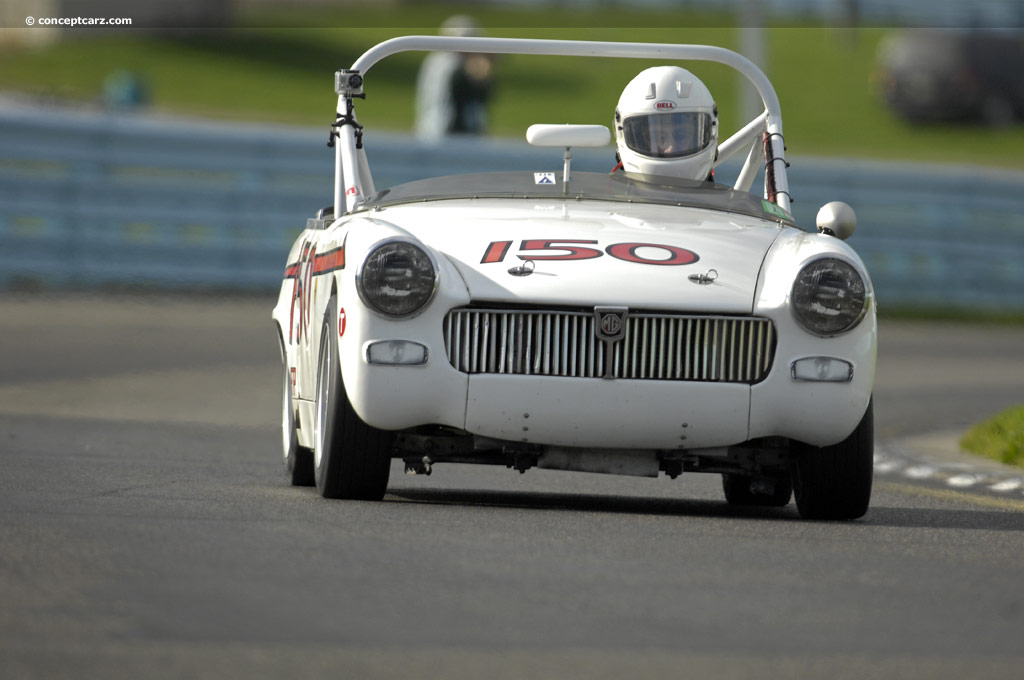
622;111;713;159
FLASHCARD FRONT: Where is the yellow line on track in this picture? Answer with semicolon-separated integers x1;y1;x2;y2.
879;481;1024;512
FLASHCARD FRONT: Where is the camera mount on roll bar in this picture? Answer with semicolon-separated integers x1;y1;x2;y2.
335;69;365;97
329;69;365;150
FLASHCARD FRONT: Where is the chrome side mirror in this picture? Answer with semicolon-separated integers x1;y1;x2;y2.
816;201;857;240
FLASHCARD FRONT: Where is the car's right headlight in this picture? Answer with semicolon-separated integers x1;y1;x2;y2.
791;258;868;336
357;240;438;317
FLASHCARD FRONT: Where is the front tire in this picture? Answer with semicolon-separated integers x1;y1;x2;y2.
314;297;393;500
791;398;874;520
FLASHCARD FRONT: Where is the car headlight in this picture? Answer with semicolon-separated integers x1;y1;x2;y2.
357;240;438;317
791;258;868;336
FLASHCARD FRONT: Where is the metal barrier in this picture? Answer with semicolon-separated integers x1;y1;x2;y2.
2;107;1022;310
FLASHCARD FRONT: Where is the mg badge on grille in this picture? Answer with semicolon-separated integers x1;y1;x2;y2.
594;307;628;342
594;307;627;379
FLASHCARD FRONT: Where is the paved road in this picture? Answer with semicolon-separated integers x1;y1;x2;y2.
1;293;1022;679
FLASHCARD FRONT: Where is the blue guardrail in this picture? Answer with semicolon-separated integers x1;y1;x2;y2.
2;107;1023;311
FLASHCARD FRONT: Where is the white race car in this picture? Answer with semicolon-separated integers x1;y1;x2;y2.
272;36;876;520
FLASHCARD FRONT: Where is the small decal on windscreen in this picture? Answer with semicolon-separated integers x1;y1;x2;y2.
534;172;556;185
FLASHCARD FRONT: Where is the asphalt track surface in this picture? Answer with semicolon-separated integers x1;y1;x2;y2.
2;293;1022;680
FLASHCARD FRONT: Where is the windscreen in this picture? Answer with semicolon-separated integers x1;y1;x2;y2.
358;171;795;226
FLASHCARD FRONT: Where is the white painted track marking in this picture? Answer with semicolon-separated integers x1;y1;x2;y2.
875;442;1024;497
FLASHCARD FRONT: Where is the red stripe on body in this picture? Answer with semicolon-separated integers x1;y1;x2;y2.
312;245;346;274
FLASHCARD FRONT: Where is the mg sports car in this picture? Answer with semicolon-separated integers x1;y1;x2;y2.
272;36;876;520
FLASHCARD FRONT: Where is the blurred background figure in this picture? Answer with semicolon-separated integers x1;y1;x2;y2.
415;14;495;139
103;70;150;111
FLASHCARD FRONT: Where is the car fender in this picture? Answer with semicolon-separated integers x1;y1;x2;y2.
749;229;877;446
330;217;473;430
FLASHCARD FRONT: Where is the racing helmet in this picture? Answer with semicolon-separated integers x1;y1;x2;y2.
614;66;718;181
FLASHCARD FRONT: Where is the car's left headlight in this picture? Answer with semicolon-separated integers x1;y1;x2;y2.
791;258;868;336
357;240;438;317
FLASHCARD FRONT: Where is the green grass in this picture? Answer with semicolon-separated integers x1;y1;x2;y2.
1;3;1023;166
961;406;1024;468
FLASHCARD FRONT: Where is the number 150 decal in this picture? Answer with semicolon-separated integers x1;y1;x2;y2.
481;239;699;266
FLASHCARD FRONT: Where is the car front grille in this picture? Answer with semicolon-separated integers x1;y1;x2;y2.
443;308;775;383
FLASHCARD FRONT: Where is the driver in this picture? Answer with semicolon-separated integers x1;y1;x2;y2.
613;66;719;182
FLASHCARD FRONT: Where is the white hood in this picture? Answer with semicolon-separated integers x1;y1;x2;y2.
373;199;786;314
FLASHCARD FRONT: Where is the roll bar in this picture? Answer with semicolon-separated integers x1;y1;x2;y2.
332;36;790;214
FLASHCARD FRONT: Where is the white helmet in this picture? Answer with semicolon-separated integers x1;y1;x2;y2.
614;66;718;182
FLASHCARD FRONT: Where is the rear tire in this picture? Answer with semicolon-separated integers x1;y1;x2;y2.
791;398;874;520
722;473;792;507
314;297;393;500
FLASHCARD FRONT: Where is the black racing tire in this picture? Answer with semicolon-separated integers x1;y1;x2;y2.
791;398;874;521
313;297;393;500
722;473;793;507
280;334;314;487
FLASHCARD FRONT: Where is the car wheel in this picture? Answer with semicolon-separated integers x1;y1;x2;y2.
791;398;874;520
281;347;314;487
722;473;792;507
314;297;393;500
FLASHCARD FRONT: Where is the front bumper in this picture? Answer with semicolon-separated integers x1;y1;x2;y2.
343;307;875;450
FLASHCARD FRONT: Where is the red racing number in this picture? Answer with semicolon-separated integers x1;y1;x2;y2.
605;242;698;266
481;239;699;266
518;239;603;261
